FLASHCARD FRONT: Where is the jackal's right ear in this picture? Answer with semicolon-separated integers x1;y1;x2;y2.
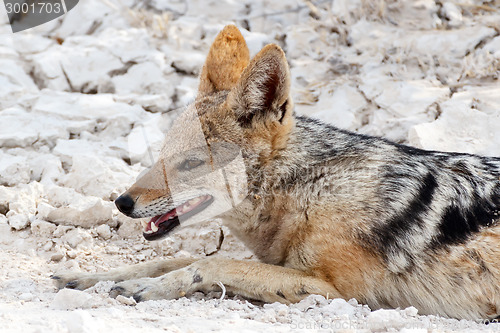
198;25;250;95
227;44;292;127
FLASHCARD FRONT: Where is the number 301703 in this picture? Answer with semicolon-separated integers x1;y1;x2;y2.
5;2;63;14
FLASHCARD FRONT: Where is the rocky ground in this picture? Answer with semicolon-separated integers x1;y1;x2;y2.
0;0;499;332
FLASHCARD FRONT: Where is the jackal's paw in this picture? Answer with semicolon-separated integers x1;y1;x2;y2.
109;270;195;302
51;271;99;290
109;278;163;302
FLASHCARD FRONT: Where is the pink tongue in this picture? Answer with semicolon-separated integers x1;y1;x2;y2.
147;209;178;232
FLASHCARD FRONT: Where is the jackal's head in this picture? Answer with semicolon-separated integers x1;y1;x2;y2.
115;25;294;240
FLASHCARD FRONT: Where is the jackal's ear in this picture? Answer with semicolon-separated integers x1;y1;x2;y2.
198;25;250;95
227;44;292;127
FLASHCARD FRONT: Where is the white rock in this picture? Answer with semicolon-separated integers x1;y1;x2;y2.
359;78;449;142
117;216;142;238
166;16;204;49
483;36;500;59
325;298;357;317
50;251;65;262
45;185;89;208
60;154;136;200
4;278;37;294
366;309;405;331
27;153;64;185
294;295;328;312
65;309;103;333
240;30;271;57
29;50;70;91
0;59;38;110
53;225;74;237
351;21;496;62
12;34;54;54
166;48;204;76
395;26;496;59
96;224;112;240
403;306;419;317
34;27;167;95
0;152;30;185
9;182;44;215
450;86;500;116
285;25;320;59
116;295;137;306
126;113;166;166
18;292;35;301
442;2;463;27
51;289;92;310
196;228;221;255
112;61;173;95
290;58;332;90
0;186;15;212
52;139;120;165
0;34;17;57
409;103;500;156
33;90;143;123
43;241;54;251
175;76;198;107
45;186;114;228
61;228;93;249
53;0;133;38
331;0;363;21
0;59;37;90
6;212;31;230
66;250;78;259
0;107;70;148
409;86;500;156
150;236;180;256
48;200;113;229
297;84;366;131
53;43;123;93
36;202;55;221
31;219;57;238
112;93;174;114
349;20;400;56
183;0;244;20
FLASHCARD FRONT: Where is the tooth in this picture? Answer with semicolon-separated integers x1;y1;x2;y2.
151;223;158;232
141;220;148;229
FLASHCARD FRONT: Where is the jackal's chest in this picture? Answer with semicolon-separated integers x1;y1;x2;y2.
221;204;305;265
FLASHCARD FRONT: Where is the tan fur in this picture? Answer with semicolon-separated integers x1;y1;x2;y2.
53;25;500;320
198;25;249;94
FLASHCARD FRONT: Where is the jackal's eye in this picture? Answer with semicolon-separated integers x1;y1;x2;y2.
178;158;205;171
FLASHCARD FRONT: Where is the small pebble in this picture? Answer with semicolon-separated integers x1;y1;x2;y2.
116;295;137;306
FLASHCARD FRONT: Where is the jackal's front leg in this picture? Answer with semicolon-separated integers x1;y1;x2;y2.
52;258;198;290
109;257;341;303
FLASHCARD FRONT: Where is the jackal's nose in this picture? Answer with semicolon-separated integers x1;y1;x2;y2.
115;194;135;215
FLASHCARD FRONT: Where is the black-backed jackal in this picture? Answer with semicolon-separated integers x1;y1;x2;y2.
53;25;500;320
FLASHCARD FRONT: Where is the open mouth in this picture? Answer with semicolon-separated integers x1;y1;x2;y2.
142;195;213;241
